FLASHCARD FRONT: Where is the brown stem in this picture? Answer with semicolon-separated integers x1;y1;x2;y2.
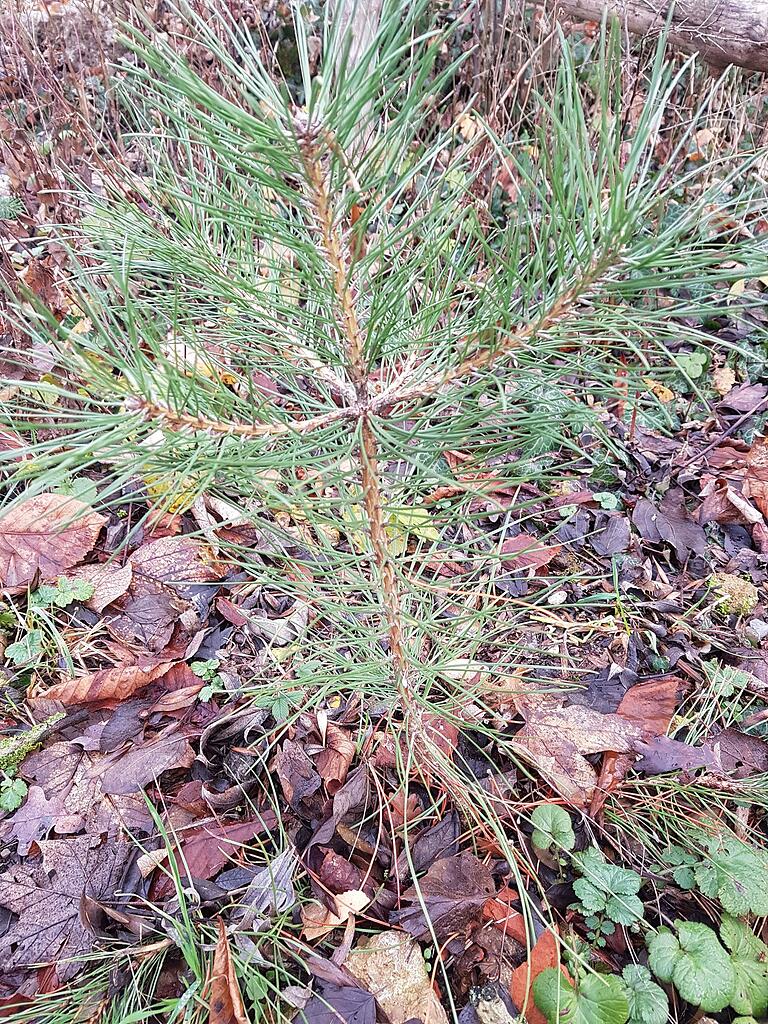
300;132;410;692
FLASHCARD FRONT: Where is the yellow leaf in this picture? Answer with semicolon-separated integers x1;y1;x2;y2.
643;378;674;403
729;278;747;298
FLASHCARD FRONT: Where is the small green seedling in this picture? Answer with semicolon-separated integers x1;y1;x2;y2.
0;772;28;813
30;576;95;609
191;659;226;702
661;836;768;916
5;629;43;667
571;848;644;945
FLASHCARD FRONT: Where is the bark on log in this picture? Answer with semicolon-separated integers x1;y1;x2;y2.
556;0;768;72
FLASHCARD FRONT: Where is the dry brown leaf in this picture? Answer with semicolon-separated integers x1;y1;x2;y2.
744;438;768;518
501;533;560;571
345;930;448;1024
66;561;133;612
128;534;223;592
210;918;249;1024
315;723;356;793
301;890;370;940
510;699;643;807
0;493;105;588
42;662;172;705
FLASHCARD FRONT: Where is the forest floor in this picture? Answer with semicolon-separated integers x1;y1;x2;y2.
1;3;768;1024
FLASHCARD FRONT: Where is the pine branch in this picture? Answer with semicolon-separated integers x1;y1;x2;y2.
299;122;411;694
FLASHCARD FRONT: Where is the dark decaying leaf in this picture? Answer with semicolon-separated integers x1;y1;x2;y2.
15;740;151;844
274;739;323;813
410;811;461;873
100;733;195;794
231;848;297;930
632;488;706;561
567;663;639;714
300;984;376;1024
391;852;495;940
105;535;224;651
635;724;768;778
0;835;131;982
634;735;717;774
590;513;631;556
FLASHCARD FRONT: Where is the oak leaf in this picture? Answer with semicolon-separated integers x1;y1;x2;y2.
0;834;131;981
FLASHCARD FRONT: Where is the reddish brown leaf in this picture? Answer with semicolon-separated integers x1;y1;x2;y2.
511;929;561;1024
42;663;172;705
0;494;105;589
150;816;277;900
391;852;494;940
318;850;364;895
501;534;560;571
482;888;527;944
616;676;679;734
210;918;248;1024
698;476;762;527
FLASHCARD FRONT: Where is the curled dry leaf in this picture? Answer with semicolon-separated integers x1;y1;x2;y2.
41;662;173;705
744;437;768;518
315;723;356;793
302;889;370;940
210;918;249;1024
345;930;448;1024
0;493;105;589
698;475;763;527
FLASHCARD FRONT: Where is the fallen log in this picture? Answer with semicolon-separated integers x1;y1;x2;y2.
556;0;768;72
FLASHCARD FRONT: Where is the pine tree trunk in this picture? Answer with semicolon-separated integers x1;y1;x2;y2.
556;0;768;72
